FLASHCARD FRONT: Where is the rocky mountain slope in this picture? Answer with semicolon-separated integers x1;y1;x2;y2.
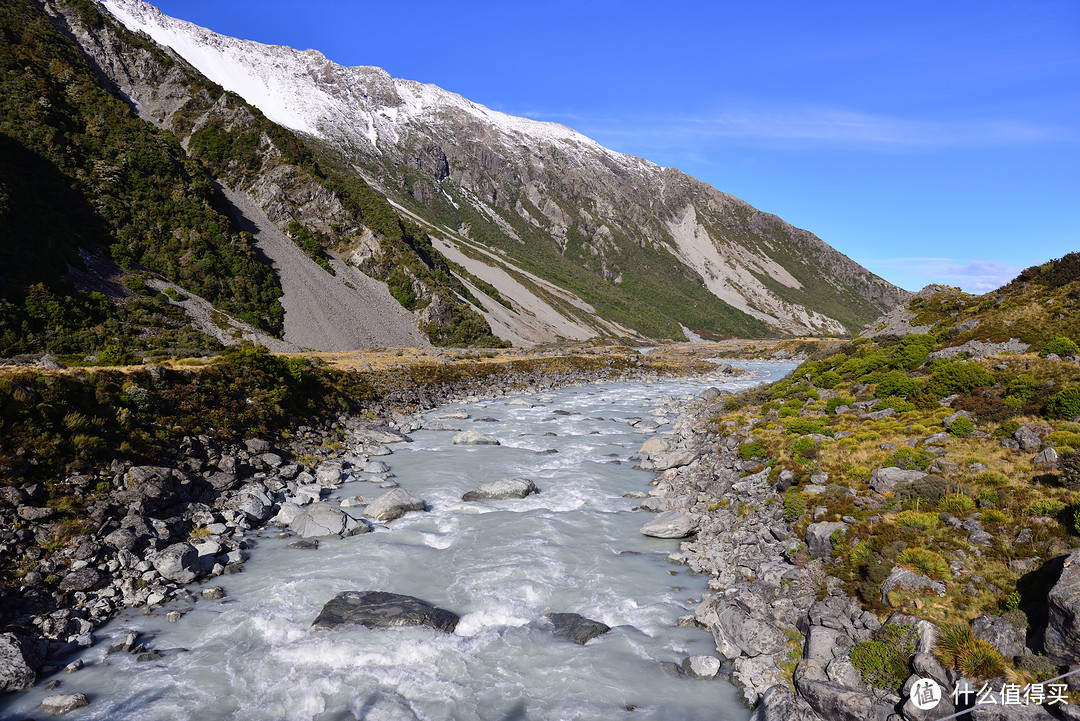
101;0;909;341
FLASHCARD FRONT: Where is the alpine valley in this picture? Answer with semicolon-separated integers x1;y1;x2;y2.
2;0;907;359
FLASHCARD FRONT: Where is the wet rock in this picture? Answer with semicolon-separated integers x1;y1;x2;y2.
545;613;611;645
462;478;538;501
362;488;426;521
38;693;89;715
312;591;459;633
1045;548;1080;663
0;632;43;692
288;539;319;550
290;502;370;538
451;430;500;446
681;654;722;679
152;543;201;584
201;586;226;601
640;510;697;538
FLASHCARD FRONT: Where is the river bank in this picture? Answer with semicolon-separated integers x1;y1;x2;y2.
646;365;1080;721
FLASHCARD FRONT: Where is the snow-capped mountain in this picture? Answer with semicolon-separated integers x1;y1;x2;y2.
99;0;908;340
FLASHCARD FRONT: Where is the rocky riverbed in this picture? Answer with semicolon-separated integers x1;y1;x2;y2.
0;353;753;710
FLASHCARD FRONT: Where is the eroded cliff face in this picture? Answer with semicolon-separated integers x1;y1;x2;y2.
98;0;911;340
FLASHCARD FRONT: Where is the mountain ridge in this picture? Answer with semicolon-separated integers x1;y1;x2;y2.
101;0;910;341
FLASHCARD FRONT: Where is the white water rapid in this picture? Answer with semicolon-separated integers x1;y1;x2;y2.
1;361;796;721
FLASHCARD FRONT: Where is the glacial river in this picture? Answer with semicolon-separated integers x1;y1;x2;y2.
1;361;795;721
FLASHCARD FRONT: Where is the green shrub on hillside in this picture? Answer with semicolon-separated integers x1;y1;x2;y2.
738;440;768;461
783;488;807;522
948;417;975;435
850;637;911;691
824;396;856;414
1042;336;1080;358
1047;387;1080;419
897;547;949;579
925;361;993;398
874;370;919;398
884;447;933;471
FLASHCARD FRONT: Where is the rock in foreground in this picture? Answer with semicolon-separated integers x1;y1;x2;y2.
451;430;500;446
1045;548;1080;663
462;478;538;501
312;591;459;633
38;693;89;715
545;613;611;645
640;510;697;538
363;488;426;521
290;502;370;538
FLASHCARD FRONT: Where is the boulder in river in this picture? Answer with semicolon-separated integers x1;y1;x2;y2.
312;591;459;633
38;693;89;715
452;429;500;446
462;478;538;501
363;488;426;521
640;510;697;538
290;502;371;538
545;613;611;645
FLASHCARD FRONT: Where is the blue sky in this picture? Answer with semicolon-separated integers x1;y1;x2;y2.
151;0;1079;293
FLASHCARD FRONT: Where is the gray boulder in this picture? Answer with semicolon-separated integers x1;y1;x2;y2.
794;660;886;721
363;460;391;474
545;613;611;645
805;521;848;560
1045;548;1080;663
462;478;538;501
697;596;786;660
58;567;102;592
880;566;945;604
640;510;697;538
290;502;370;538
315;460;347;485
38;693;89;715
749;685;823;721
0;633;43;693
652;449;699;470
971;614;1024;657
869;467;926;494
1015;425;1041;451
681;655;722;679
153;543;201;584
1033;447;1059;469
350;426;411;445
273;501;305;526
363;488;426;521
312;591;459;633
451;430;499;446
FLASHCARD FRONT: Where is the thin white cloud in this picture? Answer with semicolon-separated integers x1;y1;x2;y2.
521;105;1070;151
857;257;1020;293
